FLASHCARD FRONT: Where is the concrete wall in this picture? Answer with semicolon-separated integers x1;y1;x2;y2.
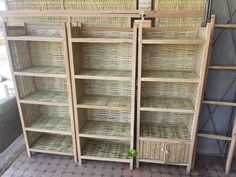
197;0;236;156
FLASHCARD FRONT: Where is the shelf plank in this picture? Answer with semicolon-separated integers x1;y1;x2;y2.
81;139;130;162
142;39;205;45
30;134;73;156
215;24;236;29
14;66;66;78
198;133;232;141
6;36;63;42
71;38;133;43
79;121;130;141
77;95;131;111
139;159;188;166
140;123;191;140
141;70;199;83
75;69;132;81
202;100;236;107
209;66;236;70
25;117;71;135
141;97;194;113
20;91;69;106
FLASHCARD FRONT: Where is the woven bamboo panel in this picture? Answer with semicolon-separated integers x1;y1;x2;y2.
6;0;62;10
139;141;164;160
141;82;197;103
140;123;190;140
139;0;152;10
21;104;70;132
80;121;130;137
155;0;206;27
64;0;136;10
8;41;65;71
74;43;132;72
81;139;130;159
82;80;132;97
28;133;73;153
78;109;131;123
165;143;190;163
15;76;68;100
140;112;193;133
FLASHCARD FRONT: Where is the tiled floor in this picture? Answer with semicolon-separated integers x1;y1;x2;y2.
2;152;236;177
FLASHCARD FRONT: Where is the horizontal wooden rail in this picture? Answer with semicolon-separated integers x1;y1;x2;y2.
71;38;133;43
209;66;236;70
6;36;63;42
198;133;232;141
145;10;205;18
215;24;236;29
142;39;205;45
202;100;236;107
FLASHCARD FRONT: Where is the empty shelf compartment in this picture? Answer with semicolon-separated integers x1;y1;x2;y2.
142;70;198;82
80;121;130;139
29;133;73;156
141;97;194;113
140;123;191;140
76;69;132;81
81;139;130;162
14;66;66;77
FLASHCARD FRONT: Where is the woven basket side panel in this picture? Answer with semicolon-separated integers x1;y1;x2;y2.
86;109;131;123
81;30;133;39
35;77;68;92
21;104;40;126
141;82;197;99
193;45;204;77
84;80;132;97
142;45;196;71
15;76;36;98
140;112;193;126
155;0;206;27
27;132;42;147
29;42;65;67
139;0;152;10
157;0;206;11
143;30;198;39
64;0;135;10
26;25;63;37
71;17;130;28
156;18;205;27
139;141;164;160
8;41;31;71
5;17;66;26
6;0;62;10
165;143;190;163
39;105;70;118
80;43;132;70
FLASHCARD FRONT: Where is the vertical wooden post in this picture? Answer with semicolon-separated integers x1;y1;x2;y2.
2;22;32;157
62;23;78;163
136;21;143;168
225;117;236;175
186;15;215;174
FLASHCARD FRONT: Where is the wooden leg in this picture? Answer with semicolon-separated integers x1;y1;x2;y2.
225;118;236;175
136;159;139;168
130;159;134;170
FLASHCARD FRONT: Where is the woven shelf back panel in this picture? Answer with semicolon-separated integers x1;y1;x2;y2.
76;80;132;97
155;0;207;27
73;43;133;72
21;104;70;128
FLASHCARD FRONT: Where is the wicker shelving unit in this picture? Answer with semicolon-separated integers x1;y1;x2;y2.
3;23;77;161
67;23;137;169
136;17;215;173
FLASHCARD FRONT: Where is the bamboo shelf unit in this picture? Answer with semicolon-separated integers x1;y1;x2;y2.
3;23;77;161
67;23;137;169
136;17;215;173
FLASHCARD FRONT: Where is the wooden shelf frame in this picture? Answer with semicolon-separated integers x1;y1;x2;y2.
136;16;215;173
3;23;77;161
67;22;137;169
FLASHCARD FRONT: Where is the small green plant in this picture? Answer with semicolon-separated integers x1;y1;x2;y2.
128;149;137;158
